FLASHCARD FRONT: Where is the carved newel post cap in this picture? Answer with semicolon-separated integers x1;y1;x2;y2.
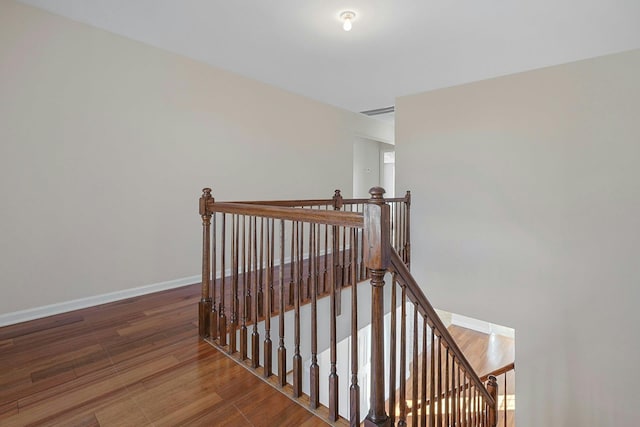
333;189;343;210
368;186;386;202
200;188;214;216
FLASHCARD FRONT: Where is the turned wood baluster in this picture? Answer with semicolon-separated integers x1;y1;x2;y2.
388;276;397;426
229;215;238;354
293;221;302;398
480;385;483;426
316;222;322;296
437;336;443;427
337;224;346;314
462;375;468;427
240;216;248;360
411;304;418;427
445;348;450;427
333;189;343;312
405;190;411;268
360;227;364;282
289;221;295;306
210;212;218;340
452;356;457;427
397;196;402;261
400;201;404;257
345;224;352;289
398;284;407;427
421;316;427;427
251;218;259;368
264;218;273;377
471;385;476;427
336;226;340;310
393;201;398;255
329;223;339;422
306;221;313;300
270;219;276;314
470;370;474;426
468;378;473;427
310;223;319;409
430;327;436;427
277;219;287;387
258;218;264;317
323;222;329;294
393;201;399;254
219;214;227;346
299;222;306;301
503;372;507;427
363;187;391;427
350;227;360;427
460;375;465;427
246;217;253;321
479;388;483;427
457;365;462;426
464;376;469;427
199;188;213;338
479;385;483;426
399;201;404;255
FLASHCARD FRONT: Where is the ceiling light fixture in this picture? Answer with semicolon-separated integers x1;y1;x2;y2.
340;11;356;32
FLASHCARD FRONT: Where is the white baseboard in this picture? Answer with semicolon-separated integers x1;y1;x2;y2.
0;274;200;327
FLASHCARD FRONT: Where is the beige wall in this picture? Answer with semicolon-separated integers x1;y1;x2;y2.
0;1;387;319
396;49;640;426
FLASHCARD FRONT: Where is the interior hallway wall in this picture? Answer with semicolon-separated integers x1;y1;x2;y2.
396;49;640;426
0;1;387;320
353;138;395;198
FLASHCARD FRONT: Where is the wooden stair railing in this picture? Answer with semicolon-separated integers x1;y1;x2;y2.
480;363;515;427
198;187;498;426
386;248;498;426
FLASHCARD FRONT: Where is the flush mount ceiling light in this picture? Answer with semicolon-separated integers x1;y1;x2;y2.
340;11;356;32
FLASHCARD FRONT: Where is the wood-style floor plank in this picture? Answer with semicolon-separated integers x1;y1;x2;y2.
1;282;514;426
0;284;327;426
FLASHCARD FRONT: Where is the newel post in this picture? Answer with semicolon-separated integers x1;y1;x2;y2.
199;188;214;338
363;187;391;427
332;189;343;211
486;375;499;427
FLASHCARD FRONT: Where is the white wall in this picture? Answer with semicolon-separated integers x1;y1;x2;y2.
353;138;395;198
0;1;386;321
353;138;381;198
396;49;640;426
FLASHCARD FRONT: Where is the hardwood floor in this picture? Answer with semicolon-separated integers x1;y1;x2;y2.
0;284;515;426
0;284;328;426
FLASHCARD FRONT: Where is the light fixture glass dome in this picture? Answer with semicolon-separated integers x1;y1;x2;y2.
340;11;356;32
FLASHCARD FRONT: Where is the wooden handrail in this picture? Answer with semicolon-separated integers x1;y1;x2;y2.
342;196;408;204
480;362;515;382
229;199;337;207
204;201;364;228
388;249;496;407
229;195;409;207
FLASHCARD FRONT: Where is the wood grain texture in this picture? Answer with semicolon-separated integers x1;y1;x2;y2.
392;325;515;427
0;284;328;426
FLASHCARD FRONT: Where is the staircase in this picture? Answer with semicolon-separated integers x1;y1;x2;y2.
198;187;512;426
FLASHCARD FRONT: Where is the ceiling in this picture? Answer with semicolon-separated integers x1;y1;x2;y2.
19;0;640;113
